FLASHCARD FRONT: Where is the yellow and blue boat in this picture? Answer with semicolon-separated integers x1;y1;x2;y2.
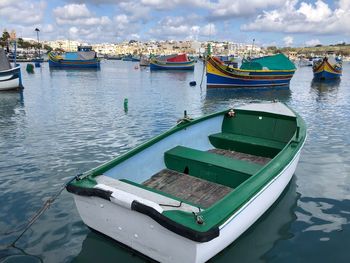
48;46;100;68
313;57;342;80
206;54;296;89
150;54;194;70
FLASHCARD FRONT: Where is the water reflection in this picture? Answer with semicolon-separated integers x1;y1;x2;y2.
48;68;101;80
150;70;193;82
311;78;340;94
0;91;25;119
263;196;350;262
203;87;292;113
72;231;152;263
210;177;299;263
206;87;291;101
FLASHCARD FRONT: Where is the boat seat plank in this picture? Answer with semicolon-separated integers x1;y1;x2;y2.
208;148;271;165
165;146;262;175
142;169;232;208
209;132;286;158
164;146;262;188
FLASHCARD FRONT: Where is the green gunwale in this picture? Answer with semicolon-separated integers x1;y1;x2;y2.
68;104;306;233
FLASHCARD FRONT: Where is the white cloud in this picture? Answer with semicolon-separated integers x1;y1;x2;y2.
53;3;112;27
283;35;293;46
53;4;91;20
209;0;285;18
130;33;140;39
119;2;151;22
141;0;210;10
70;0;127;4
241;0;350;35
41;24;54;33
202;23;217;36
114;14;129;25
0;0;46;25
69;27;79;35
297;0;332;22
305;39;321;46
149;16;217;40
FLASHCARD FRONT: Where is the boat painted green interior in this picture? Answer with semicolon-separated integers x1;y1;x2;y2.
67;105;306;237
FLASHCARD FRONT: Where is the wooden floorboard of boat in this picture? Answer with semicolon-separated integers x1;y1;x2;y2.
142;169;232;208
208;148;271;165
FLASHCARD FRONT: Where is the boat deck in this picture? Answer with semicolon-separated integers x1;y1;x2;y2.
143;169;232;208
208;148;271;165
142;149;270;208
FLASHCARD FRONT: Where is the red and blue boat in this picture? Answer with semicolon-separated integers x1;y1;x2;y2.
313;57;342;80
150;54;194;70
206;54;296;89
48;46;100;68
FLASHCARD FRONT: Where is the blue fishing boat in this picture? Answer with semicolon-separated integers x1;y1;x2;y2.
313;57;342;80
48;46;100;68
150;54;195;70
206;54;296;89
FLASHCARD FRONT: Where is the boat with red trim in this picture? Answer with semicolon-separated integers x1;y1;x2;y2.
150;54;195;70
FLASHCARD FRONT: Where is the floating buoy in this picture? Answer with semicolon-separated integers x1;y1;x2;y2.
134;65;139;69
26;64;34;73
124;98;128;112
189;81;196;86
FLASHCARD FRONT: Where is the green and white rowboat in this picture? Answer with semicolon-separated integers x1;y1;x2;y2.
67;102;306;263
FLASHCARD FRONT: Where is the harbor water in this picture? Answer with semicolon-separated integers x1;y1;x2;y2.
0;60;349;262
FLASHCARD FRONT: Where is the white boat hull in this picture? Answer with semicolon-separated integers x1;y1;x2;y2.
73;148;302;263
0;66;21;91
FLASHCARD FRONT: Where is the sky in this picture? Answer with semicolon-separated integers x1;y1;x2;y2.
0;0;349;47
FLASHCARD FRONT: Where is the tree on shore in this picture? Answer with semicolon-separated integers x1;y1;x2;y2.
0;30;10;47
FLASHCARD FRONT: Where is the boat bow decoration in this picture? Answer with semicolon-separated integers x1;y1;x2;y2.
313;57;342;80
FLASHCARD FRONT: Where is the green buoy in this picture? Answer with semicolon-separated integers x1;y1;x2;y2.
124;98;128;112
26;64;34;73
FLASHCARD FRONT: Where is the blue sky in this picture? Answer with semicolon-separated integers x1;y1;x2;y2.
0;0;349;46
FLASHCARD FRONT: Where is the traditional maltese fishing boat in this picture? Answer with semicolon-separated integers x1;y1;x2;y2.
313;57;342;80
48;46;100;68
67;102;306;263
206;54;296;89
0;48;22;91
150;54;195;70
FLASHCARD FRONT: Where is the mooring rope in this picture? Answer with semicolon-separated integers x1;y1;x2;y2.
1;174;81;248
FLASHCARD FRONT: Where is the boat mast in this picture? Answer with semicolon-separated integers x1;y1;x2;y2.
250;38;255;58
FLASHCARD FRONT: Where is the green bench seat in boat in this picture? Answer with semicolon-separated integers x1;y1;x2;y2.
164;146;263;188
209;133;286;158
